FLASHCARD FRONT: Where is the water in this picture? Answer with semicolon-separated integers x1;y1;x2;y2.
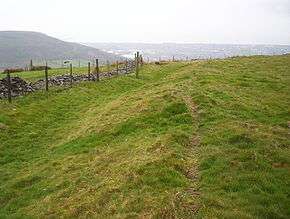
88;43;290;61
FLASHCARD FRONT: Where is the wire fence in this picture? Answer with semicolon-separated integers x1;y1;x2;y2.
0;52;143;102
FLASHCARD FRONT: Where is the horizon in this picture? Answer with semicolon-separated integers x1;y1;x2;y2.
2;30;290;46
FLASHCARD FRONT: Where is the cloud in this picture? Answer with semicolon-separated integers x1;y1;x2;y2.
0;0;289;44
256;0;290;16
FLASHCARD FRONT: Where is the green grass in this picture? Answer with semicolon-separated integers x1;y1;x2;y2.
0;55;289;218
0;63;123;82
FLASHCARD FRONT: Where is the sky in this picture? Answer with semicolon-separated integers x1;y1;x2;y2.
0;0;290;45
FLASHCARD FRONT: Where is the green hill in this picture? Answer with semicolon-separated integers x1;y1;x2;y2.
0;31;122;69
0;55;289;218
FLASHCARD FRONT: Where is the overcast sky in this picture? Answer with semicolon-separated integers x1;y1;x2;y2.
1;0;290;44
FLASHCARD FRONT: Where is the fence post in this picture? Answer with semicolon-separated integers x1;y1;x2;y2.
45;62;49;91
106;60;110;72
95;59;100;81
88;62;91;81
29;59;33;71
6;70;12;103
116;61;119;75
125;59;128;74
70;63;73;87
139;55;142;66
140;55;143;66
136;51;140;78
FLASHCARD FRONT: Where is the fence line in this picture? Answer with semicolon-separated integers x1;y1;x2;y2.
0;53;144;102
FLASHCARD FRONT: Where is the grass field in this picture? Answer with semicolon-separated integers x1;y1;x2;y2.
0;55;289;218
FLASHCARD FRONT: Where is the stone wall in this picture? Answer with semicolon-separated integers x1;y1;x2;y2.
0;61;136;99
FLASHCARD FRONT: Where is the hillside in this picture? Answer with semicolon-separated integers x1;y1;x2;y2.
0;31;122;69
0;55;289;218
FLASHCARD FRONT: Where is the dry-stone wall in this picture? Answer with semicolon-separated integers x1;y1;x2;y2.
0;61;136;99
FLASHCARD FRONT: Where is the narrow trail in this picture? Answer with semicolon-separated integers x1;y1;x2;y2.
182;94;200;215
167;90;200;218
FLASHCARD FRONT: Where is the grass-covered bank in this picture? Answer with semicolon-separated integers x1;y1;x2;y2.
189;55;290;218
0;55;289;218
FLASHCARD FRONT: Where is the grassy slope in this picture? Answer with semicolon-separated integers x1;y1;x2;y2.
193;56;290;218
0;55;289;218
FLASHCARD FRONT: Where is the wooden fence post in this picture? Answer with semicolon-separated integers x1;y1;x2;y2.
29;59;33;71
125;59;128;74
70;63;73;87
45;62;49;91
136;51;140;78
6;70;12;103
95;59;100;81
139;55;142;66
116;61;119;75
88;62;91;76
107;60;110;72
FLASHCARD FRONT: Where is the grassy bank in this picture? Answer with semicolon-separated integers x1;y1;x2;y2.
0;55;289;218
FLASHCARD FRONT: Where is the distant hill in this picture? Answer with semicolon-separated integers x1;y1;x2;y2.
0;31;123;69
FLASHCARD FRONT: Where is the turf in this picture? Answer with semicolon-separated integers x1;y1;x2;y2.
0;55;289;218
